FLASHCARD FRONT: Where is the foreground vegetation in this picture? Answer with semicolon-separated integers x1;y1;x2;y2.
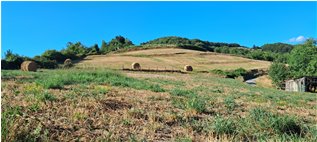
2;69;316;141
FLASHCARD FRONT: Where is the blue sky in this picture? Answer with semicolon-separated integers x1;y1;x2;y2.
2;1;316;57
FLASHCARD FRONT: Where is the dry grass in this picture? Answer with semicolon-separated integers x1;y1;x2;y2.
2;69;316;141
256;75;274;88
77;48;271;71
2;47;316;141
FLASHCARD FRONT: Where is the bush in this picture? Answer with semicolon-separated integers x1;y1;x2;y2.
2;50;25;70
268;62;289;88
100;36;135;53
41;50;67;63
212;68;247;78
33;56;58;69
61;42;88;59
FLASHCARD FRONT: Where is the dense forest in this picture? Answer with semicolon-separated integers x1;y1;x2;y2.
2;36;316;88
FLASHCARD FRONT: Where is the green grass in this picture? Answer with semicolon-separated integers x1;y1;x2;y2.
1;106;23;141
2;69;165;93
186;97;207;113
212;115;237;135
170;88;196;98
169;88;207;113
224;96;237;112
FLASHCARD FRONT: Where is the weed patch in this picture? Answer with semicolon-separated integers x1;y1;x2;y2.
224;96;237;112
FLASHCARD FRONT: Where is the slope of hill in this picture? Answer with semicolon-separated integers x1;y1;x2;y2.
77;48;271;71
3;45;316;142
2;68;316;141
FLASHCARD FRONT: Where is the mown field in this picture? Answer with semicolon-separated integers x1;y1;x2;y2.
77;48;271;71
1;68;316;141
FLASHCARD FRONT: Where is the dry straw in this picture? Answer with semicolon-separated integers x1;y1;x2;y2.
64;58;72;64
21;61;37;72
64;58;73;68
131;62;141;70
184;65;193;71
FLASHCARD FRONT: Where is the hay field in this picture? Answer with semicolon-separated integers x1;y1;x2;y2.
77;48;271;71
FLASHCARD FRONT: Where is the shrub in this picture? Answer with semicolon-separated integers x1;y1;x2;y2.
211;68;247;78
61;42;88;59
2;50;25;70
33;56;58;69
268;62;289;88
41;50;67;63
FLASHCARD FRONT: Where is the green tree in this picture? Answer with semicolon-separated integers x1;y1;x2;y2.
4;50;23;62
100;40;108;53
268;62;289;88
288;39;317;78
87;44;100;55
107;36;134;52
33;56;58;69
3;50;25;69
41;50;67;63
61;42;88;59
261;43;294;53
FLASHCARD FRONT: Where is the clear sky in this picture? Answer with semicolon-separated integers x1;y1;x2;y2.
2;1;316;57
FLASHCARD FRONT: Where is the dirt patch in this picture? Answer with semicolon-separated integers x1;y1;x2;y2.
100;99;132;111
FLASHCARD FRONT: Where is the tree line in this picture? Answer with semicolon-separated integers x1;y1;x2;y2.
2;35;134;69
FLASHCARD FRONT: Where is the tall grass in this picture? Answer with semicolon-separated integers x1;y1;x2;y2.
2;69;165;92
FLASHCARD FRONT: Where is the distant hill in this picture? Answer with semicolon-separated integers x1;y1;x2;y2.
261;43;294;53
140;36;241;51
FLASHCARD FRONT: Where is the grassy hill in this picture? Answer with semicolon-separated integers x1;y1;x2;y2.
77;48;271;71
2;47;316;141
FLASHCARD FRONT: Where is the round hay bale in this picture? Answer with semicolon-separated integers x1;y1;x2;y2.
20;61;27;71
131;62;141;70
235;76;245;82
64;58;72;64
64;58;73;68
21;61;37;72
184;65;193;71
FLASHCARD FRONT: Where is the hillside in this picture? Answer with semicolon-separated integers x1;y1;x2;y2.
2;68;316;141
2;44;317;142
77;48;271;71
